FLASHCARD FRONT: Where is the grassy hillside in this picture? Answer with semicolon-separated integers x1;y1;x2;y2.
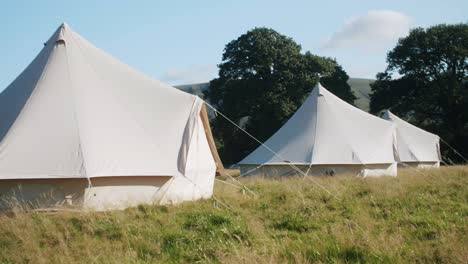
1;166;466;263
348;78;374;112
174;78;374;112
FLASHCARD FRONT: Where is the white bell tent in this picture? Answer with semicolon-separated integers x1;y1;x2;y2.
238;83;398;177
383;110;441;168
0;23;223;211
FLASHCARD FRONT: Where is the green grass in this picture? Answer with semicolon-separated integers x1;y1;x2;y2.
1;166;467;263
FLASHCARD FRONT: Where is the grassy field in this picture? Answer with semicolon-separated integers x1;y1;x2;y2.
0;166;467;263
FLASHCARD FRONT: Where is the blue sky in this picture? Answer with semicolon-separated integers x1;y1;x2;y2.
0;0;466;90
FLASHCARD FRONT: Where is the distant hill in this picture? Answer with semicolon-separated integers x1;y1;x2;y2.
175;82;210;98
175;78;374;112
347;78;374;112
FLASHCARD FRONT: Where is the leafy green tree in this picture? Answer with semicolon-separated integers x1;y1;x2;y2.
206;28;355;164
370;23;468;162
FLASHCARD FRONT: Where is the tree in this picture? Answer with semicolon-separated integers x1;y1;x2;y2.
370;23;468;162
205;28;355;164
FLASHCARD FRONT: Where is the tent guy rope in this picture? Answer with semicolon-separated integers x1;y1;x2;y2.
235;163;265;179
440;137;468;163
221;170;258;197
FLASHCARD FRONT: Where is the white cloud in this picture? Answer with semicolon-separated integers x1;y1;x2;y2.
321;10;412;51
160;64;218;85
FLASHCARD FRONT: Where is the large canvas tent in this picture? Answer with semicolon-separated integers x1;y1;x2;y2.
0;23;223;211
238;83;398;177
383;110;441;168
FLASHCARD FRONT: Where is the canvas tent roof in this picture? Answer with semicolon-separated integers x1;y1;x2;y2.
383;110;440;163
239;83;397;166
0;23;222;180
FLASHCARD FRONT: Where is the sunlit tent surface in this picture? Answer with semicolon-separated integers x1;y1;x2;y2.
0;23;223;211
239;83;398;177
383;110;441;168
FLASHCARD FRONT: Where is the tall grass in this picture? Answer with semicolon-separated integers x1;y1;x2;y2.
0;166;467;263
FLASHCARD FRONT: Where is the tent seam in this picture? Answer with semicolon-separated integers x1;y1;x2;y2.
309;89;319;165
63;32;89;177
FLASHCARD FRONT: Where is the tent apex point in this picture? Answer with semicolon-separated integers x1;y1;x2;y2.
60;22;69;29
315;82;325;95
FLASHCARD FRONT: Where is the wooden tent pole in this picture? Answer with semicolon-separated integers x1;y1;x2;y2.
199;104;225;173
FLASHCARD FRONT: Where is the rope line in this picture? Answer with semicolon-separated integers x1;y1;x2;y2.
236;163;265;179
212;195;233;210
440;159;451;166
221;170;258;197
441;155;455;166
215;179;242;189
440;138;468;163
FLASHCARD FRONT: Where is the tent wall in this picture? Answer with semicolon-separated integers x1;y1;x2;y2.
383;111;441;164
0;177;172;211
0;112;216;211
362;163;397;177
0;178;87;210
85;114;217;211
239;163;397;177
161;113;217;204
398;161;440;169
83;176;172;211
